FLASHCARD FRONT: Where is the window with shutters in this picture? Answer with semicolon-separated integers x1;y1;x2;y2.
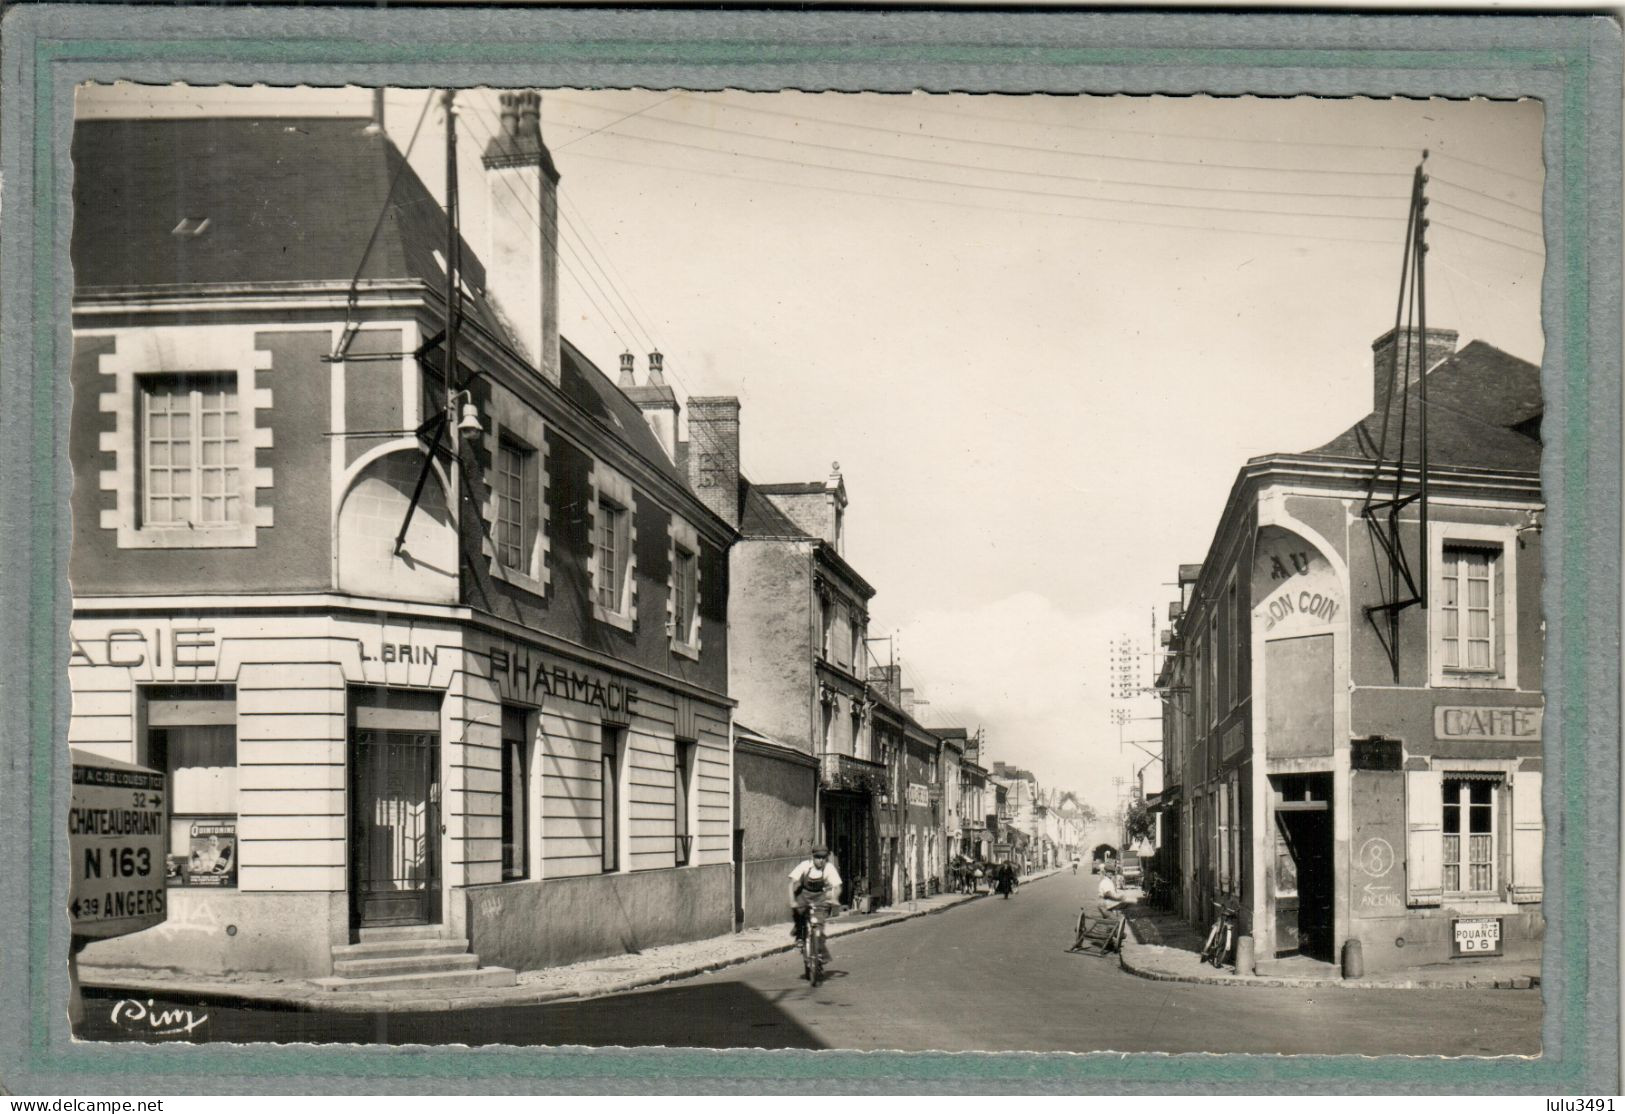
1405;767;1542;907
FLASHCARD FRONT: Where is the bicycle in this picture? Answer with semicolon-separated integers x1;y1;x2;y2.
1200;899;1240;969
799;900;837;986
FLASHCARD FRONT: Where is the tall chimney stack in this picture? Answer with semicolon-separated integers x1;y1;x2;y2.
1371;326;1457;412
481;89;561;386
625;351;680;463
685;397;741;528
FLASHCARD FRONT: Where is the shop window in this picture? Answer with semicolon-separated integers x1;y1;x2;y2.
601;726;624;873
145;687;237;889
674;739;696;866
500;707;530;882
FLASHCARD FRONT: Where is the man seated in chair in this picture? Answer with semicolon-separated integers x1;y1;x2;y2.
1071;870;1129;952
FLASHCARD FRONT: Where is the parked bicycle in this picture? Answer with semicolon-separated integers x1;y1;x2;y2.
1200;899;1241;969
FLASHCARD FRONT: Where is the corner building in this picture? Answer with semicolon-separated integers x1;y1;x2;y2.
1164;327;1545;972
67;101;735;979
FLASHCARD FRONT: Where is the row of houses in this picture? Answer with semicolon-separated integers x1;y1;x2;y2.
1148;325;1546;973
65;96;1040;981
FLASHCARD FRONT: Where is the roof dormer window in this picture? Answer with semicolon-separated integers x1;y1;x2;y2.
171;217;210;237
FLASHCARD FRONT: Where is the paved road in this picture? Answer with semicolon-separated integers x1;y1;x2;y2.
78;872;1541;1054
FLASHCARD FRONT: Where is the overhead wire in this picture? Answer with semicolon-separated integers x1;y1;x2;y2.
547;93;1420;208
455;102;636;351
792;91;1426;156
461;97;746;464
564;147;1402;249
467;96;789;493
460;93;767;494
549;93;1419;182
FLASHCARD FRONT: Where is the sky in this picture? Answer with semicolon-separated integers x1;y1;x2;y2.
77;85;1547;823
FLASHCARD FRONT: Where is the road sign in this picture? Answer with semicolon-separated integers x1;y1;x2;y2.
69;750;167;939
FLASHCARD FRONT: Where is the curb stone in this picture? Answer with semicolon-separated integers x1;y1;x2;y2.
81;869;1062;1014
1117;924;1541;991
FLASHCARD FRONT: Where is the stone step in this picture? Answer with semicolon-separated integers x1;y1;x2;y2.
357;925;454;943
332;938;471;961
311;966;518;994
332;952;480;979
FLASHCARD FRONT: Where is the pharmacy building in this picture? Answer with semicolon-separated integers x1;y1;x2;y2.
66;103;737;982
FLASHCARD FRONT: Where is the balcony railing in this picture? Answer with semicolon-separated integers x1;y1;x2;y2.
820;751;889;795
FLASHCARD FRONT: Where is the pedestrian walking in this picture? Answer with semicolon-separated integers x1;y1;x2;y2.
995;862;1015;899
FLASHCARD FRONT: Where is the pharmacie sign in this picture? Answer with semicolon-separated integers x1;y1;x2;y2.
487;643;639;717
69;753;167;938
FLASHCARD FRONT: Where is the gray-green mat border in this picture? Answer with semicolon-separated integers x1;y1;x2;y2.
1;6;1618;1094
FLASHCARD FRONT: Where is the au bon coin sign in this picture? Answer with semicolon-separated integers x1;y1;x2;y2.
68;750;167;939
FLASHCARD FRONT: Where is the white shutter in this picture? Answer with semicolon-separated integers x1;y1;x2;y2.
1509;770;1543;904
1405;769;1443;906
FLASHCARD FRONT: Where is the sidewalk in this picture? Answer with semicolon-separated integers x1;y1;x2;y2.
1117;898;1541;990
80;869;1063;1014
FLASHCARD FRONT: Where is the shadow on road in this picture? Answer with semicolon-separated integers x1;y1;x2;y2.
78;980;828;1050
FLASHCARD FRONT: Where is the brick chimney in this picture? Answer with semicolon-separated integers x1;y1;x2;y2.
481;90;561;386
1371;326;1458;412
625;351;680;463
685;397;741;528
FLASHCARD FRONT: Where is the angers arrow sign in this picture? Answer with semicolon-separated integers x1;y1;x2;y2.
69;750;167;939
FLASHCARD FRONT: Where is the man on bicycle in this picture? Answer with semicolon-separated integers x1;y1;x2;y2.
788;845;841;972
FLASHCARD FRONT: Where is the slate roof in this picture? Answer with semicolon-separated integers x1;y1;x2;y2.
73;117;486;310
1302;339;1541;473
72;116;685;488
753;481;827;495
560;339;687;487
738;479;813;538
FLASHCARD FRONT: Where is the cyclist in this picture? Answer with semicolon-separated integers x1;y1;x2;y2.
788;845;841;975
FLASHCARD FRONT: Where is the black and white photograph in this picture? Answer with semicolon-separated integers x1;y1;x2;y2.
53;78;1561;1060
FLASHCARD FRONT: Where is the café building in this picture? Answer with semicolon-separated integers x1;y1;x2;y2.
1164;328;1545;972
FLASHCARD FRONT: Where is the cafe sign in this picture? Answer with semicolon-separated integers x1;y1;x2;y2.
1251;526;1343;640
906;782;930;807
1435;706;1542;742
